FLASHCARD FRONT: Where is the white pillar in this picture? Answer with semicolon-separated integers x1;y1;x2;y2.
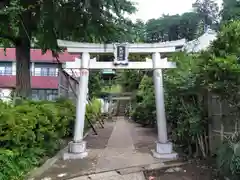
31;62;35;75
153;52;168;143
12;62;16;75
63;52;90;160
74;52;90;142
152;52;177;159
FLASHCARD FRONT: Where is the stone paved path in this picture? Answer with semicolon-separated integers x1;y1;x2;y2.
96;117;159;172
70;171;145;180
33;117;162;180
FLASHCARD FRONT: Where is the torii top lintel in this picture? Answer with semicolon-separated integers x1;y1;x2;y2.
57;39;186;54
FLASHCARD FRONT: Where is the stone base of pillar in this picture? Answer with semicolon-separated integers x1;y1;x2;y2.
151;142;178;159
62;141;88;160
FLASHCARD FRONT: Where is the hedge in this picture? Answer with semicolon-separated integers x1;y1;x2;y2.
0;98;102;180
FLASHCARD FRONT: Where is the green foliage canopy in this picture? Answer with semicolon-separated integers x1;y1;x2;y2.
0;0;136;98
222;0;240;22
145;12;202;42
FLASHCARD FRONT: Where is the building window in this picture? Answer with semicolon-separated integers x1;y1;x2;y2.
41;68;49;76
34;63;59;76
34;67;58;76
0;63;12;75
34;68;41;76
31;90;40;100
46;89;58;100
31;89;58;101
49;68;58;76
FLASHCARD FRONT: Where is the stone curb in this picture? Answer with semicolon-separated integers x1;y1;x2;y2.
66;161;189;179
27;126;95;180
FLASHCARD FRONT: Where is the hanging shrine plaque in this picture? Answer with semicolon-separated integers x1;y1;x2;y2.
113;43;129;65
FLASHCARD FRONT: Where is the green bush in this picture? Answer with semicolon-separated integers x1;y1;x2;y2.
85;98;102;130
217;133;240;180
130;75;156;126
0;98;102;180
86;98;101;120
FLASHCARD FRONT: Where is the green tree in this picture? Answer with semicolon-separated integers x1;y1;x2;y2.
145;15;179;42
115;54;148;92
211;20;240;57
222;0;240;22
131;75;156;126
116;69;144;92
145;12;201;42
88;71;103;98
192;0;220;29
178;12;203;40
131;19;146;42
0;0;136;98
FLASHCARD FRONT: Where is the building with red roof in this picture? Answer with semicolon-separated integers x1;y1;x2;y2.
0;48;78;101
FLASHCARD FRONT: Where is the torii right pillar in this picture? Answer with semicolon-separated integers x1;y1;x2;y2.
152;52;178;159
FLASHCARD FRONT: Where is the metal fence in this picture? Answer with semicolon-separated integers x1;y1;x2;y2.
208;94;240;153
58;68;78;103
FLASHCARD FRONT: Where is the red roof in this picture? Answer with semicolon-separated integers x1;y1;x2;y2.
0;48;79;63
0;76;58;89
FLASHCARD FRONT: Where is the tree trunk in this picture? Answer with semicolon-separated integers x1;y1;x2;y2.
15;5;32;99
15;34;31;99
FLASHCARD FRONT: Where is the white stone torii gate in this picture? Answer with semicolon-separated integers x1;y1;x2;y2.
57;39;186;160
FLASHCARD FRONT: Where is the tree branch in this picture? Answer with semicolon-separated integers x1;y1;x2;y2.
0;0;9;9
0;33;17;44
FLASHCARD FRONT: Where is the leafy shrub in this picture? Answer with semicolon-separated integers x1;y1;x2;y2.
85;98;102;130
130;75;156;126
217;133;240;180
0;98;102;180
86;98;101;120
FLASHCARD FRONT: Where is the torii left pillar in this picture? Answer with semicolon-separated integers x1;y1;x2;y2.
63;52;90;160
